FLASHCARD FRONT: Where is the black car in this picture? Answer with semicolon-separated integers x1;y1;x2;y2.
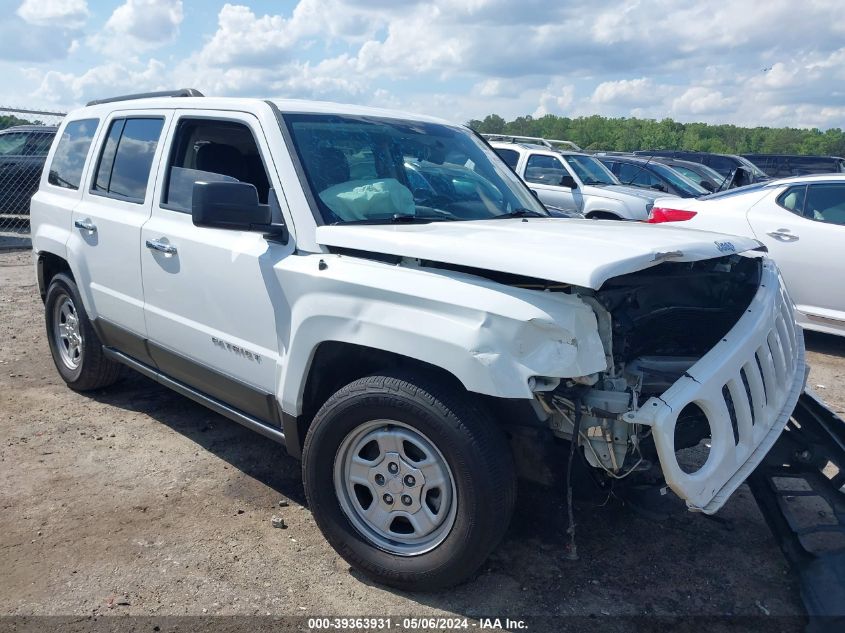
597;155;708;198
644;156;726;192
633;149;769;184
0;125;57;215
742;154;845;178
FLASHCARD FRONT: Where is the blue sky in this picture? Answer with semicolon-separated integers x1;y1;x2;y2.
2;0;844;129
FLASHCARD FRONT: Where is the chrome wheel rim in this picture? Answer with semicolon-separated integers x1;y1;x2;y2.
334;419;457;556
53;295;82;370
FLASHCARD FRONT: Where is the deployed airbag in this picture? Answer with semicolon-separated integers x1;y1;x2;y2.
319;178;415;221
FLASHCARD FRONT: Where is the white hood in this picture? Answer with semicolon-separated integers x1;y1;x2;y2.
316;218;762;289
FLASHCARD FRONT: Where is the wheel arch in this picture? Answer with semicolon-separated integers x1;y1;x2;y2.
37;251;72;302
586;209;623;220
283;341;468;459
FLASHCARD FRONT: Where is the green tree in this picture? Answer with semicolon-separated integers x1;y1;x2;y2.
467;113;845;155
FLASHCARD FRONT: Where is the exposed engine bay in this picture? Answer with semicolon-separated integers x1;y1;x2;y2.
535;254;762;479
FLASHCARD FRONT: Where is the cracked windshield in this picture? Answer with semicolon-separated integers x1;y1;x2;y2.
284;113;547;224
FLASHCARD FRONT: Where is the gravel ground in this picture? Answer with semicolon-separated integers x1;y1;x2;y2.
1;248;843;629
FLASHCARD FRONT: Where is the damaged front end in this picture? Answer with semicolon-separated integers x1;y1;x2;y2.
534;254;807;513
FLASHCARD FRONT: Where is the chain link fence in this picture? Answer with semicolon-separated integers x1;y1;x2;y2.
1;107;67;245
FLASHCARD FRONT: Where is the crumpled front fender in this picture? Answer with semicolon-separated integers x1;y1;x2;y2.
276;254;608;414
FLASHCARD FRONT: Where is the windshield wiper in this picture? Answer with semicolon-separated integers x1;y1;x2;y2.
487;208;548;220
333;213;458;225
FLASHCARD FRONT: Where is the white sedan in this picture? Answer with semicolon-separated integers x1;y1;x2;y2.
648;174;845;337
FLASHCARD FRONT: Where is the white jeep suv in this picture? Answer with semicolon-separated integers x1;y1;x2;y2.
31;90;806;590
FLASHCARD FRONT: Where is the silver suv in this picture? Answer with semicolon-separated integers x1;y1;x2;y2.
488;136;679;220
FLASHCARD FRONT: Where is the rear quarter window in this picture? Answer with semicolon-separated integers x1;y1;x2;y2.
47;119;99;190
494;148;520;170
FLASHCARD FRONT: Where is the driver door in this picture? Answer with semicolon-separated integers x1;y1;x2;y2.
521;153;579;211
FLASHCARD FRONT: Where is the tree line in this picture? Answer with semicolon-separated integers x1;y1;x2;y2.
0;114;38;130
468;114;845;156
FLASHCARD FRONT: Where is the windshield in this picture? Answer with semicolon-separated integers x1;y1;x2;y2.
282;113;547;224
650;162;708;195
561;154;618;185
0;131;53;157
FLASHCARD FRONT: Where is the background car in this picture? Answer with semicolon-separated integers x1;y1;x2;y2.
646;156;727;192
489;138;675;220
742;154;845;178
647;174;845;336
634;149;770;184
0;125;57;215
597;155;708;198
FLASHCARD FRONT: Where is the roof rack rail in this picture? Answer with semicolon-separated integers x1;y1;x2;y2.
85;88;204;107
481;133;582;152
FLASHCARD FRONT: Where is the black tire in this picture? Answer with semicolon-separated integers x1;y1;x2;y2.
44;273;121;391
303;371;516;591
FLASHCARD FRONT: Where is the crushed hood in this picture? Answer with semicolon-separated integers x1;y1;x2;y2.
316;218;762;289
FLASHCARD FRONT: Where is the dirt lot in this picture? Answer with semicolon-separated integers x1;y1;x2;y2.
2;248;844;628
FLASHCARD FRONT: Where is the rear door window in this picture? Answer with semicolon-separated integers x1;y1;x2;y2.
48;119;99;190
92;117;164;203
804;183;845;226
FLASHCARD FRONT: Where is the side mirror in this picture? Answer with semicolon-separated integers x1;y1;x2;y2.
192;181;284;237
559;174;578;189
650;183;667;192
700;180;715;192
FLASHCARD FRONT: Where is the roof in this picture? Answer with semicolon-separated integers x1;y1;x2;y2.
768;173;845;185
65;96;457;126
0;124;58;134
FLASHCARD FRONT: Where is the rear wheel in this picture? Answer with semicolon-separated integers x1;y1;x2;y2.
45;273;121;391
303;371;516;590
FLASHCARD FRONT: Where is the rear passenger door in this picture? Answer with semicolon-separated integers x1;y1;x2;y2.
67;111;170;359
141;111;294;425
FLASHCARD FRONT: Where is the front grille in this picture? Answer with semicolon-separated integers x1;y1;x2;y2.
626;261;807;514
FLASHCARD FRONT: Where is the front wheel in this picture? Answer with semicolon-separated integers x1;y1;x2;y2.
303;372;516;591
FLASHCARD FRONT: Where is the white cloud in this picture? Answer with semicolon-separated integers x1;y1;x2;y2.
16;0;88;28
89;0;183;56
534;81;575;117
10;0;845;129
34;59;168;104
591;78;665;106
671;87;735;116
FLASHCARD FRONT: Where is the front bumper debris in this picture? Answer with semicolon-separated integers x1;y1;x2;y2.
749;390;845;629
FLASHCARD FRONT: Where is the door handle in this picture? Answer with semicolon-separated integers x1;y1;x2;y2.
74;219;97;233
145;239;177;256
766;228;799;242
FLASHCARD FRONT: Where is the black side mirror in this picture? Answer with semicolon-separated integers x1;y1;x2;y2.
559;174;578;189
192;181;285;238
700;180;715;192
650;183;667;192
